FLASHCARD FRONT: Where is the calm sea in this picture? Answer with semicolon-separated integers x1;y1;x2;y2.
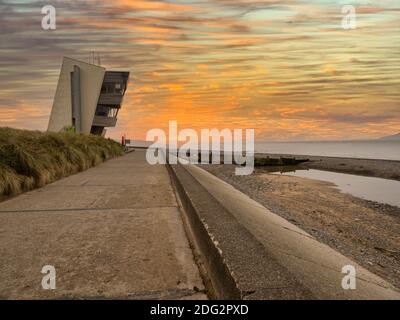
255;140;400;161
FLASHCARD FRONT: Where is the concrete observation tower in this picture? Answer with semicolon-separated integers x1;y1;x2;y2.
47;57;129;136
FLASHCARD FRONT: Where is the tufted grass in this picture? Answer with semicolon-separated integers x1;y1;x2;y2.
0;127;124;201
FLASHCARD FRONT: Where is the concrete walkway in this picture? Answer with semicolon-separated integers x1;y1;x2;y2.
0;150;205;299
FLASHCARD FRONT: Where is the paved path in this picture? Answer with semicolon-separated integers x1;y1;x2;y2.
0;150;205;299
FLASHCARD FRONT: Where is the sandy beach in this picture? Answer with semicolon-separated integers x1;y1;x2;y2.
200;155;400;289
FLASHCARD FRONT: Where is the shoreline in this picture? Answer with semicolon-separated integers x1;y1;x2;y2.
255;153;400;181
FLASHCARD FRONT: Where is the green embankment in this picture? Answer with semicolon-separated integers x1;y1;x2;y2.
0;127;124;200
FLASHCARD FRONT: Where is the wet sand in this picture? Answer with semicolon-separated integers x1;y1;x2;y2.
200;157;400;289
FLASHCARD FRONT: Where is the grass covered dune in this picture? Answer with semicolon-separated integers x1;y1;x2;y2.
0;127;124;200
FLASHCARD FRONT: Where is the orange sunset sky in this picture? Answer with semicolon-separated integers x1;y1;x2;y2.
0;0;399;141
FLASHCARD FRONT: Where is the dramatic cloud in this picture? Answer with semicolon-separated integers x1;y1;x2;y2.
0;0;399;140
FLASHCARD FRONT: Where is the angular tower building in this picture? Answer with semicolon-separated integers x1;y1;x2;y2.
47;57;129;136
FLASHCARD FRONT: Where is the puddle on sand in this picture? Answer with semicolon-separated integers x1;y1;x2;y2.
268;168;400;208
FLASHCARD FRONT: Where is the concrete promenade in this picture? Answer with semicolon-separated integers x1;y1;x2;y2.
0;150;205;299
1;149;399;300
